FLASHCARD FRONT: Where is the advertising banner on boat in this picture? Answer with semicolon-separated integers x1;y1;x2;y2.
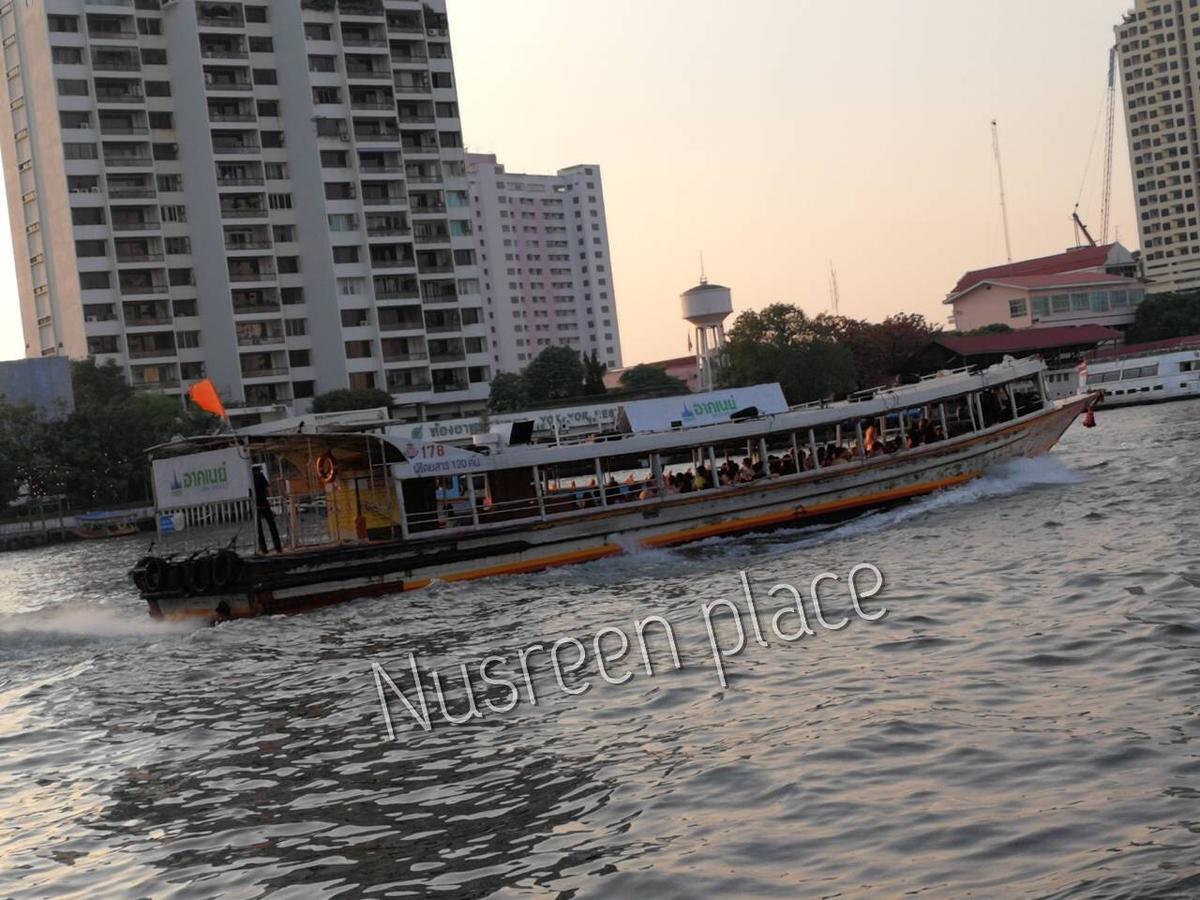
620;384;789;434
151;447;252;509
394;439;495;477
386;401;623;445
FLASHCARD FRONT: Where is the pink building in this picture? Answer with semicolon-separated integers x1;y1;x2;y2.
945;244;1143;333
604;355;700;392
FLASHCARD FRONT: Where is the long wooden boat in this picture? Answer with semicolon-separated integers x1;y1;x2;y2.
130;358;1094;622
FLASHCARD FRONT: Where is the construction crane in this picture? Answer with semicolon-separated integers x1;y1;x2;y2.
991;119;1013;262
1072;205;1097;247
1101;45;1117;243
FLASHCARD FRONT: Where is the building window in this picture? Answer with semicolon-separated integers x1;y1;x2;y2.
1009;298;1027;318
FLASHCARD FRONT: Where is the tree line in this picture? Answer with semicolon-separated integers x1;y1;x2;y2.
0;361;213;512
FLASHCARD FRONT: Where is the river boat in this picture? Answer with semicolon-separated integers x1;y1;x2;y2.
1084;337;1200;408
130;357;1095;622
72;510;140;540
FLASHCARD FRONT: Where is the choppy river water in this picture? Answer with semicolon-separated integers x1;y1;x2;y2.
1;402;1199;898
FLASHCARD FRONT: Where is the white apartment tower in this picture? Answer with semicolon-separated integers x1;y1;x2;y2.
467;152;623;374
1116;1;1200;292
0;0;489;424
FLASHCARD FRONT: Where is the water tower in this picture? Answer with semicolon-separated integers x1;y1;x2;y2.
681;277;733;392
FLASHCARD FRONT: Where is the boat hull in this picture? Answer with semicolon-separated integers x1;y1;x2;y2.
141;396;1089;623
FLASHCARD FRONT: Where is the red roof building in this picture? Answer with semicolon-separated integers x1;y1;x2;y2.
905;325;1122;374
944;243;1142;334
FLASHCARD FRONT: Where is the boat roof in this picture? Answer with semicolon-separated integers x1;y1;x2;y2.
149;357;1046;473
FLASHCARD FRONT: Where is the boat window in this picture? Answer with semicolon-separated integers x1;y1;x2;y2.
1092;370;1121;384
1121;365;1158;380
1181;361;1196;372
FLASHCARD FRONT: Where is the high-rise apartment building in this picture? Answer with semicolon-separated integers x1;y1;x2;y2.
467;152;622;374
0;0;489;425
1116;1;1200;292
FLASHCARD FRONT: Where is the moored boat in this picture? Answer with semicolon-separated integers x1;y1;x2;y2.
130;357;1095;622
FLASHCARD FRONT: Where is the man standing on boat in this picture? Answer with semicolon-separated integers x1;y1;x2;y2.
254;466;283;554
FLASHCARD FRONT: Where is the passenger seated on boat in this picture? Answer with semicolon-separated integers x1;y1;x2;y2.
870;441;887;458
639;478;657;501
694;467;709;490
862;420;878;454
737;457;755;482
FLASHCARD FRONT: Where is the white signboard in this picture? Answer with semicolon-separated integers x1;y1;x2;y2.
387;401;623;444
152;447;252;509
394;439;493;478
621;384;789;434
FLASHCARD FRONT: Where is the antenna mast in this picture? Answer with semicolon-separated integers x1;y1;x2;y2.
991;119;1013;262
828;261;840;316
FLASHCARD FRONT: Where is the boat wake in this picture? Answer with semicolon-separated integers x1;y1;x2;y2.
0;603;196;660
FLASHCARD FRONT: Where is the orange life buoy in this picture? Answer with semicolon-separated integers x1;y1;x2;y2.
315;453;337;483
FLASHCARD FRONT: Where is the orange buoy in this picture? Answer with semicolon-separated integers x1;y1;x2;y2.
1082;408;1096;428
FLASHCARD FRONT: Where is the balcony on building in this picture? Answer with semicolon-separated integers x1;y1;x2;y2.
381;336;427;363
119;271;168;296
102;140;153;168
404;160;441;185
378;306;424;332
196;2;245;29
98;111;147;136
423;308;461;334
386;10;424;35
200;33;247;60
86;13;137;41
389;40;428;66
428;337;465;364
361;181;405;207
84;303;119;323
431;368;468;394
123;299;172;327
400;131;439;157
203;66;254;91
366;212;410;238
225;226;273;252
396;99;435;125
216;163;265;188
336;0;385;17
242;382;292;407
91;47;140;72
345;55;391;80
232;287;281;315
353;118;400;142
240;350;289;380
212;130;261;155
104;173;153;201
94;78;144;104
413;222;450;246
209;98;256;123
341;22;388;48
236;319;285;347
130;363;181;391
421;278;457;305
127;331;177;360
114;237;164;265
409;189;446;215
386;368;432;395
228;257;276;283
393;72;432;94
110;205;160;232
415;248;453;274
349;86;394;111
359;151;404;174
87;335;121;357
373;274;419;301
369;242;415;270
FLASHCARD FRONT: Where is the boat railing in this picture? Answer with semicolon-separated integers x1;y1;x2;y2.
156;498;258;556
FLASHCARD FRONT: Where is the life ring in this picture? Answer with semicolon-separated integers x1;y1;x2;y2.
182;554;213;595
315;453;337;484
211;549;241;590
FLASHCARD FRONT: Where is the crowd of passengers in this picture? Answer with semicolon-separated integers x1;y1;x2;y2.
538;414;950;509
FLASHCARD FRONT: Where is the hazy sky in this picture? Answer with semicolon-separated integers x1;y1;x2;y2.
0;0;1135;366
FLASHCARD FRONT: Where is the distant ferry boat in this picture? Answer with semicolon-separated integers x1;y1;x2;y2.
130;358;1095;623
1086;336;1200;408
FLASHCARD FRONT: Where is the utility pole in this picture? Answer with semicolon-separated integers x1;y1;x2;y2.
991;119;1013;262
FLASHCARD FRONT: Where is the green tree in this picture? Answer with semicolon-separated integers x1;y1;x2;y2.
487;371;530;412
618;364;690;395
311;387;393;414
582;350;608;395
522;346;585;403
1125;291;1200;343
716;304;858;403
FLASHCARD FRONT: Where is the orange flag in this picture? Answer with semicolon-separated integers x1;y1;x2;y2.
188;378;227;419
